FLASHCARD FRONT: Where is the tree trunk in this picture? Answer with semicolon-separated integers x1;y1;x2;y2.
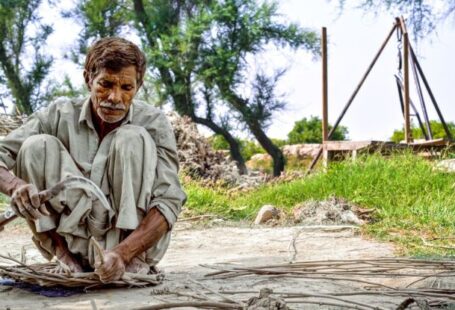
249;122;285;177
220;87;285;176
193;116;248;175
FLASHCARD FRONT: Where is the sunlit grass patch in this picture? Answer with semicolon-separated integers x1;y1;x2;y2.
183;152;455;256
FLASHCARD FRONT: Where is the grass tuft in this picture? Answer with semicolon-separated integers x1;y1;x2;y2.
184;152;455;256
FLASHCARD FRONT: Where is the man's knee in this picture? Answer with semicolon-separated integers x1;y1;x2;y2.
112;125;156;154
18;134;61;160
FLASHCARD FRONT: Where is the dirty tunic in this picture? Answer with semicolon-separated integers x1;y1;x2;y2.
0;97;186;267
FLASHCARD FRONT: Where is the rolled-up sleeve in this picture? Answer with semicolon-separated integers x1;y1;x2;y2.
146;112;187;229
0;114;44;170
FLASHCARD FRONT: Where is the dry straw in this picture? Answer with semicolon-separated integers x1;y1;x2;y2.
0;247;163;289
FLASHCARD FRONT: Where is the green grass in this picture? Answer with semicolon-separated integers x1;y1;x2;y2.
184;152;455;256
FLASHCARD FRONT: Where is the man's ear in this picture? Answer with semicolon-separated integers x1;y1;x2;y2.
83;70;91;90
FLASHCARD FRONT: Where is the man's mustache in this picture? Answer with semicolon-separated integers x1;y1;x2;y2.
99;102;126;111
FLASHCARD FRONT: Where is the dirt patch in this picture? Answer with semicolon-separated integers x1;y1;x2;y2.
292;197;375;225
0;222;453;309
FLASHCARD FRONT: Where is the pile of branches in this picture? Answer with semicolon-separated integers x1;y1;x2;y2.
0;255;163;289
168;112;261;186
169;112;304;187
199;258;455;309
0;114;27;136
134;258;455;309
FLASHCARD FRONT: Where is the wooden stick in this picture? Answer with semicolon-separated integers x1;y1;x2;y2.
133;301;242;310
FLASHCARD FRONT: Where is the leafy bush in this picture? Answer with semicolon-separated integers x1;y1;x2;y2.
208;135;265;160
391;120;455;143
288;116;349;144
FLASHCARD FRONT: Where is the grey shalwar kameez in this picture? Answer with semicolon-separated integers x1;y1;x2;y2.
0;97;186;268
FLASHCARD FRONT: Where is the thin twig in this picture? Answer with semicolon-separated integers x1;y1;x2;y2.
178;215;217;222
188;278;245;306
133;301;242;309
288;228;302;263
421;237;455;250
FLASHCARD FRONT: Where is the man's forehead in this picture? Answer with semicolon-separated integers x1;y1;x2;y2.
97;66;137;82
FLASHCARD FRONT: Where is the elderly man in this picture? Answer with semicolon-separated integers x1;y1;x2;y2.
0;37;186;282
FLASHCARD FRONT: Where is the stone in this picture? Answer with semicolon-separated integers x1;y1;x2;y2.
282;143;321;159
254;205;280;225
292;197;367;225
435;159;455;173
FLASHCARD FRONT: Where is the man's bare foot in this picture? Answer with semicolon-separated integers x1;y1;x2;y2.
55;251;83;273
125;256;150;274
48;229;83;273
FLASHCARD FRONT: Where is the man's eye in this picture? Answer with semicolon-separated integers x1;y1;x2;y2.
122;85;133;91
99;81;112;88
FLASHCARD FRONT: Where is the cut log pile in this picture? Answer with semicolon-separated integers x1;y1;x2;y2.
167;112;267;187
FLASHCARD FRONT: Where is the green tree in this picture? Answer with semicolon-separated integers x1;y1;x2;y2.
390;120;455;143
69;0;319;176
196;0;320;176
287;116;349;144
0;0;53;114
63;0;129;65
46;75;89;101
337;0;455;38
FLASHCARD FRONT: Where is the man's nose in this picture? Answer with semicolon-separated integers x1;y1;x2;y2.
108;87;122;104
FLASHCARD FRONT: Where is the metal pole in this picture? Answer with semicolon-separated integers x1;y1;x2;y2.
409;46;453;141
322;27;329;142
409;44;433;140
307;22;398;173
403;31;411;143
395;75;405;115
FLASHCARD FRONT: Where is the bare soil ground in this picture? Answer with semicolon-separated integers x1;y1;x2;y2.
0;221;450;309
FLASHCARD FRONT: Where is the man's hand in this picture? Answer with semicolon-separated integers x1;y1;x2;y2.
94;250;126;283
93;208;169;283
11;183;50;220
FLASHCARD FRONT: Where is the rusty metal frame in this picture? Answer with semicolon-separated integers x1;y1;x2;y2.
307;17;453;174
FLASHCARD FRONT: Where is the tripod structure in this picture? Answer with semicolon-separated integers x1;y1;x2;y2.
308;17;453;173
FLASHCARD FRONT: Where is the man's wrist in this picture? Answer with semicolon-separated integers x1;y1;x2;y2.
111;209;169;265
111;244;131;264
0;167;26;196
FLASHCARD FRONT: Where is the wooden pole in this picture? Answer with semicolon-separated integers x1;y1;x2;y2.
400;17;412;143
322;27;328;142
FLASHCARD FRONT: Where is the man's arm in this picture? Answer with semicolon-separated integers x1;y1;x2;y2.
95;110;186;282
0;112;44;203
0;110;80;268
0;167;83;271
95;208;168;282
0;167;51;219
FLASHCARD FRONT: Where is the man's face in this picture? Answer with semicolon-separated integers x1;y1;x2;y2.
89;65;138;124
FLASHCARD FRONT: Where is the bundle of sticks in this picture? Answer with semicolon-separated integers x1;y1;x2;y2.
0;260;163;289
0;239;164;289
0;114;27;136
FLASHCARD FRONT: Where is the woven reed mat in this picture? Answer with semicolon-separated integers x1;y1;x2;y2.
0;255;164;289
